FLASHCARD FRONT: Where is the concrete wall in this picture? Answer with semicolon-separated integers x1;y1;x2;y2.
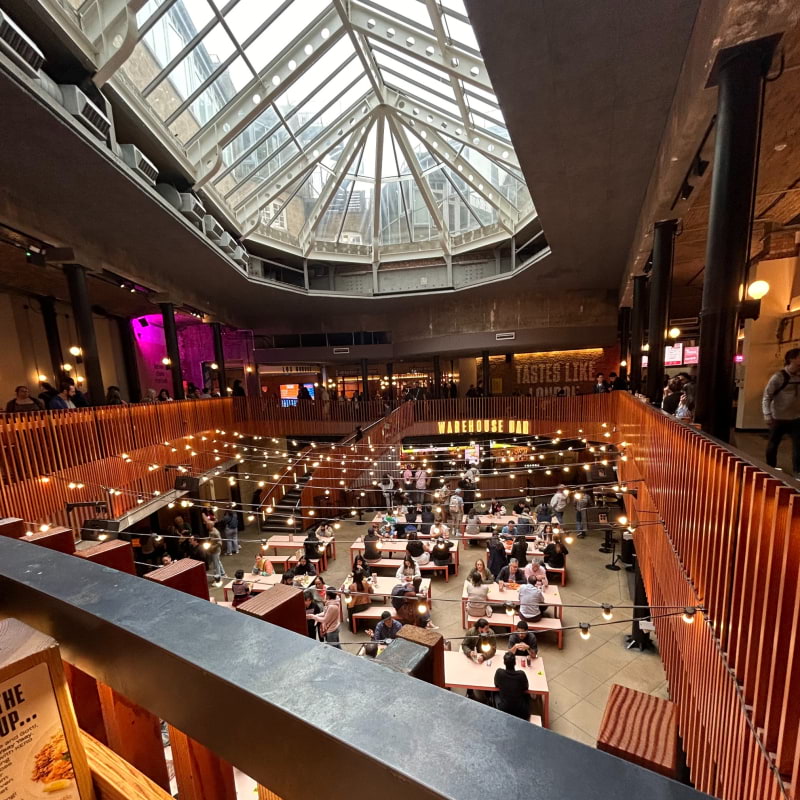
736;255;800;429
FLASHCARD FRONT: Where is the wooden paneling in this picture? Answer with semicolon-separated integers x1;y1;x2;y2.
614;391;789;799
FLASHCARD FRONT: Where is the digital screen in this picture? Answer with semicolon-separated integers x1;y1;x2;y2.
280;383;315;406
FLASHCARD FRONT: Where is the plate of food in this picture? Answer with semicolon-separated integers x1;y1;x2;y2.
507;582;519;590
22;727;78;798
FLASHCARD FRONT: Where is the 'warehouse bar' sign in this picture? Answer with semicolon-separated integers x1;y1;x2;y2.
437;419;530;434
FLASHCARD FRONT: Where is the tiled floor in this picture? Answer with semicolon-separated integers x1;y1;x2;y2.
210;505;668;746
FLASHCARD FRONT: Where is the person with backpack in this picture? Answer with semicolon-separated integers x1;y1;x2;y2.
763;348;800;476
448;488;464;533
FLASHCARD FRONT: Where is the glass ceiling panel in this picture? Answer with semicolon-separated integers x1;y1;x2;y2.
117;0;536;261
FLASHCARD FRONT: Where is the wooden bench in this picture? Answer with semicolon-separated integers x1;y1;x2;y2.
596;684;678;779
545;565;567;585
466;614;563;647
350;604;396;633
421;562;450;581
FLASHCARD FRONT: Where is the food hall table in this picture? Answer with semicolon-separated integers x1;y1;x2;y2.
351;538;460;572
443;650;550;727
460;581;563;627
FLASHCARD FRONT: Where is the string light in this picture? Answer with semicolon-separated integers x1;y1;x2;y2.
601;604;613;621
579;623;592;640
682;606;697;624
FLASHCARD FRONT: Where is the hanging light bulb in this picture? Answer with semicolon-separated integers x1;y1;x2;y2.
246;514;255;522
286;516;295;526
601;604;613;621
261;540;268;551
682;606;697;624
317;543;326;554
344;592;353;606
417;600;428;614
579;622;592;640
747;279;769;300
618;515;628;526
202;541;211;550
504;602;515;616
564;533;574;545
480;637;492;654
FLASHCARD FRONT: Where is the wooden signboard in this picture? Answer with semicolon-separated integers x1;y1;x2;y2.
0;619;95;800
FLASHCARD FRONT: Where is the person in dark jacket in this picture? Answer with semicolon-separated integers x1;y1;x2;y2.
304;589;322;638
363;526;383;561
487;531;508;578
543;534;569;569
232;379;246;397
431;536;454;566
510;534;528;568
494;651;530;720
419;505;435;535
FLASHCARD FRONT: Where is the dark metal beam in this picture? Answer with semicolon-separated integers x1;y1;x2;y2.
0;538;706;800
646;221;677;405
38;295;64;383
159;302;184;400
481;351;490;396
116;317;142;403
630;275;648;395
64;264;105;403
696;36;778;441
618;307;631;382
210;322;227;396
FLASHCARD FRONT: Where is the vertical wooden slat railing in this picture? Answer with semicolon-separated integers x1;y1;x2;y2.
614;391;792;800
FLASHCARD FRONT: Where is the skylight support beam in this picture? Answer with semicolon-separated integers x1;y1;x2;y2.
422;0;471;130
79;0;148;87
401;119;516;232
347;2;492;92
188;8;346;187
387;114;450;255
371;110;385;262
333;0;385;103
236;95;375;231
298;119;374;255
384;88;519;170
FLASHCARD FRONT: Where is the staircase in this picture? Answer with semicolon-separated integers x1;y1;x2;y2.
260;472;312;535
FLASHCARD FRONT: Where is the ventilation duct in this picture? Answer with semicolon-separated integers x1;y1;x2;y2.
59;85;110;140
231;245;248;270
202;214;224;243
119;143;158;185
495;332;516;341
216;231;236;255
0;9;44;77
178;193;205;227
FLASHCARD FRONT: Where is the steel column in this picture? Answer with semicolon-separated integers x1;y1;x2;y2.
696;37;777;441
432;355;441;399
360;358;369;399
210;322;227;396
618;307;631;382
630;275;648;395
63;265;105;403
159;302;184;400
39;295;64;383
116;317;142;403
481;351;490;396
646;220;677;405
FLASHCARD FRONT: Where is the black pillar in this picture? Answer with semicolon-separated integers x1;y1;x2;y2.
696;37;776;441
159;302;184;400
63;265;105;403
360;359;369;399
481;351;490;396
432;355;441;399
630;275;648;394
116;317;142;403
210;322;227;396
386;362;393;406
618;307;631;381
39;296;64;383
646;220;677;405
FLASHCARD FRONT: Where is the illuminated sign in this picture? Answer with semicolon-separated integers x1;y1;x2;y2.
665;343;684;366
436;419;530;434
684;346;699;365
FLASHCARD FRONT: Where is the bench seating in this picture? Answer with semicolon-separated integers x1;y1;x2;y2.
597;684;678;779
467;614;563;647
545;565;566;585
349;604;396;633
256;555;290;573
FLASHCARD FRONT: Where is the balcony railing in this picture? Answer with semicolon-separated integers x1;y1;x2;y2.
0;536;706;800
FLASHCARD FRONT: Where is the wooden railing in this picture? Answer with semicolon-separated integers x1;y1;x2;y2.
614;391;793;800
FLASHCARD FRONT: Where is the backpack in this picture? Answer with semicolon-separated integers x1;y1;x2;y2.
774;369;792;396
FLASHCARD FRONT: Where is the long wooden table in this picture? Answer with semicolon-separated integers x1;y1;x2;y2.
350;538;460;572
443;650;550;727
460;581;563;627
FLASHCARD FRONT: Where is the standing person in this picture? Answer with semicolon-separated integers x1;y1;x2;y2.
5;386;44;413
487;530;508;578
763;348;800;476
38;382;57;406
206;527;225;586
401;463;414;495
303;589;322;638
230;570;252;608
313;588;342;648
232;379;246;397
414;465;429;505
48;382;76;410
575;490;590;538
105;386;126;405
378;473;395;510
610;371;629;391
448;488;464;534
493;651;531;720
221;508;239;555
549;485;568;524
593;373;610;393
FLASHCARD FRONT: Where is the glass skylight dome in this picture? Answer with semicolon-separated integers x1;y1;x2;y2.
115;0;536;260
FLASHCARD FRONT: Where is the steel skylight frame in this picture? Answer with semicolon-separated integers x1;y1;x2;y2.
63;0;535;261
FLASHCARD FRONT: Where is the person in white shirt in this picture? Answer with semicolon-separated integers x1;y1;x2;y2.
464;464;479;484
414;467;429;505
524;558;548;587
549;485;569;523
378;473;394;509
402;464;414;494
449;488;464;533
430;520;449;538
395;554;421;580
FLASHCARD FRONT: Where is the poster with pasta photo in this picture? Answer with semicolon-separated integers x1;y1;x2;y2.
0;662;80;800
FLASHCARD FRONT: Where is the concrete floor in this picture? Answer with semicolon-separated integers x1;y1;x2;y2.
210;505;668;748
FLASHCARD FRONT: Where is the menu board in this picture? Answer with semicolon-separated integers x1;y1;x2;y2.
664;343;684;367
0;663;80;800
684;346;699;365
